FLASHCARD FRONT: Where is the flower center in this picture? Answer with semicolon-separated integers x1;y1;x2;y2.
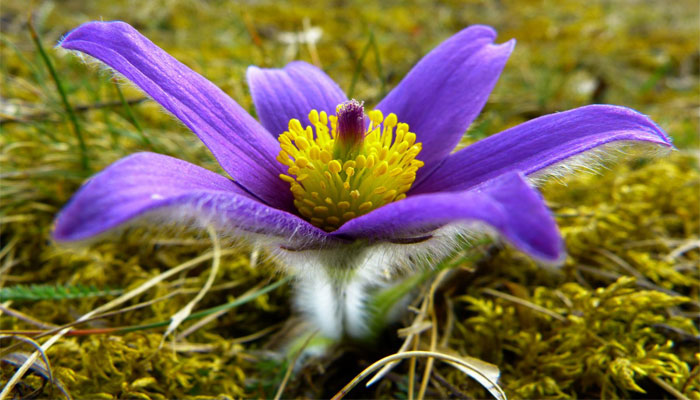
276;100;424;231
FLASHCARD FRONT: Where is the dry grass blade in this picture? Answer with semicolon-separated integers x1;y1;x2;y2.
649;374;691;400
417;308;438;400
161;226;221;345
442;355;503;399
273;330;319;400
367;270;451;387
440;297;455;348
0;289;184;344
0;236;19;261
482;288;566;321
0;248;229;399
432;369;470;399
0;98;149;125
175;308;228;341
176;280;275;341
0;334;54;384
0;304;58;329
417;270;446;400
370;299;425;388
576;264;695;305
303;17;321;68
397;321;432;337
408;335;418;400
1;352;71;400
666;239;700;260
331;350;506;400
230;324;281;345
596;248;648;282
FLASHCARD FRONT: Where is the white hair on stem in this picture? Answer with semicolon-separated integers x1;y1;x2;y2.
54;48;207;143
270;221;507;340
528;140;672;187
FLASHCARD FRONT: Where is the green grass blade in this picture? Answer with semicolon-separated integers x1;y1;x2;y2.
118;276;291;333
28;18;89;171
369;33;386;98
347;31;375;99
112;78;156;151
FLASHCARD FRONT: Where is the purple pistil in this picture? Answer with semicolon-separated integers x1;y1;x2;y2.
336;100;366;152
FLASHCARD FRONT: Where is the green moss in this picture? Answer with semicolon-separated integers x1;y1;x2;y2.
48;332;249;399
456;277;697;399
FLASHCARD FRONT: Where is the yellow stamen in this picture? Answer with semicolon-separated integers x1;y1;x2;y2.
276;106;423;231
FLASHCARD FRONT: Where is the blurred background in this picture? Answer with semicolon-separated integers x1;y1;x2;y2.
1;0;698;398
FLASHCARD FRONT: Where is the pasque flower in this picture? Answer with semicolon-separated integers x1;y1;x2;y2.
53;22;671;341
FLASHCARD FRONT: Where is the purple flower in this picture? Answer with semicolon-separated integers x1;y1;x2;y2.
53;22;671;340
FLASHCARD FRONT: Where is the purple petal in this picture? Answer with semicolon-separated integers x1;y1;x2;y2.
412;105;673;194
247;61;347;137
333;172;563;262
53;152;330;245
376;25;514;180
59;21;292;209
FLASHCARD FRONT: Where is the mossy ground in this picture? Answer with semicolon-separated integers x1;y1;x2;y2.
1;0;698;398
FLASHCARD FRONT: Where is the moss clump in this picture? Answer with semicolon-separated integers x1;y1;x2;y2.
457;277;697;399
47;332;249;399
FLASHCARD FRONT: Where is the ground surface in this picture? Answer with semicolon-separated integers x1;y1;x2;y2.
1;0;698;398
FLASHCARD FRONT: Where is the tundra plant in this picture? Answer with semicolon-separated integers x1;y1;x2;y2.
54;22;671;344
